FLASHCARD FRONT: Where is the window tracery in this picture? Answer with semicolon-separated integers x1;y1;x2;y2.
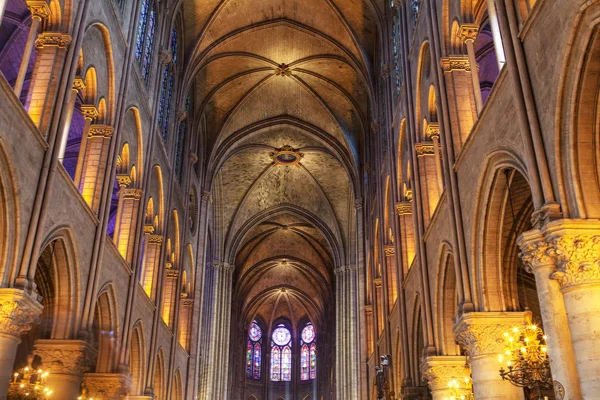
300;322;316;381
135;0;157;81
246;321;262;380
270;324;292;382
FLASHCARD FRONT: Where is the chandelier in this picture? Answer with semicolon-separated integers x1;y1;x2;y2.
8;355;52;399
443;376;474;400
497;323;553;399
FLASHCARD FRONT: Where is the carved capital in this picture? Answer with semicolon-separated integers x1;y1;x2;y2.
116;174;132;188
80;105;99;121
27;1;51;19
88;124;114;138
425;123;440;140
543;221;600;290
72;76;86;93
201;191;212;203
440;55;471;73
459;24;479;43
35;32;72;49
517;229;555;273
166;268;179;278
158;48;172;65
453;312;529;358
212;261;234;273
122;188;143;200
144;224;155;234
176;108;187;121
83;372;131;399
0;289;42;340
396;201;412;216
384;245;395;257
420;356;471;393
34;339;92;376
148;234;163;244
415;142;435;157
188;151;199;165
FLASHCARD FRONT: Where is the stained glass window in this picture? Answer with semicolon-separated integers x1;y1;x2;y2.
411;0;420;26
270;324;291;382
175;121;185;184
171;26;178;64
158;66;174;142
300;322;316;381
246;321;262;380
135;0;157;81
392;13;403;95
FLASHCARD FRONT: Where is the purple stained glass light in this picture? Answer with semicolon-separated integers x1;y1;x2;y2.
271;346;280;381
272;326;291;346
253;343;261;379
282;346;291;382
171;25;178;64
249;321;262;341
301;324;315;343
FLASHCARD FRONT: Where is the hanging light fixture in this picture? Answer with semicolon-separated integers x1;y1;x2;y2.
497;322;553;399
497;169;554;399
443;376;474;400
8;355;52;399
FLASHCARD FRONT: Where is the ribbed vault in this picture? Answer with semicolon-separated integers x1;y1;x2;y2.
181;1;379;398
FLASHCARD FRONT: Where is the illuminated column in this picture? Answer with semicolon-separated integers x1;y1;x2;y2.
33;340;91;400
383;244;397;309
415;141;440;225
485;0;506;69
459;25;484;114
0;289;42;399
0;0;7;25
73;105;99;184
58;77;85;162
426;123;444;195
440;56;478;153
27;32;72;130
542;220;600;397
14;1;50;98
421;356;472;400
454;312;527;400
82;373;131;399
517;229;582;399
396;201;415;273
161;268;178;328
113;187;143;264
178;298;193;350
141;233;163;301
78;124;114;212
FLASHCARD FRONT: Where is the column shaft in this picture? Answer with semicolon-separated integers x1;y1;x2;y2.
464;40;483;113
484;0;506;69
0;336;20;399
470;355;523;399
13;16;41;98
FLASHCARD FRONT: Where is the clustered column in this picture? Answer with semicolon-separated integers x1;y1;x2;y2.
517;219;600;398
421;355;471;400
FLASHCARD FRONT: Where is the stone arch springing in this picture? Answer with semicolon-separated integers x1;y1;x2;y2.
558;9;600;219
154;348;166;400
93;283;119;373
0;139;18;286
436;244;460;355
129;322;146;395
172;368;183;400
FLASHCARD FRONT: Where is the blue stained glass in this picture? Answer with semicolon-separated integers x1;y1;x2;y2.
247;321;262;381
246;342;253;378
253;343;261;380
270;324;291;382
411;0;420;25
175;122;185;183
141;4;156;80
392;14;402;94
134;0;148;62
158;66;168;135
162;72;174;140
171;26;178;64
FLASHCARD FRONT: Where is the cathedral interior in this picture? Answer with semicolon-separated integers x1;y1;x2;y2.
0;0;598;399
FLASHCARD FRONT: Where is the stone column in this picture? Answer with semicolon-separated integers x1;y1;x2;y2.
421;355;472;400
83;372;131;399
543;220;600;397
454;312;527;400
14;1;50;98
28;32;72;130
113;188;143;264
484;0;506;69
58;77;86;162
414;141;440;225
459;24;483;114
426;124;444;195
517;229;581;399
33;339;91;400
439;56;478;153
396;201;415;274
202;261;233;400
0;289;42;400
78;124;114;212
73;105;99;185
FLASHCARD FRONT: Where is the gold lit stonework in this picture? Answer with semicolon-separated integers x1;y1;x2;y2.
116;174;132;187
440;56;471;73
274;63;292;77
27;1;51;19
80;105;99;121
415;142;435;157
88;125;114;138
35;32;72;49
384;245;395;257
459;24;479;43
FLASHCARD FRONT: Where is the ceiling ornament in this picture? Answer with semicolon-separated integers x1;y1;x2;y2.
270;145;303;166
274;63;292;77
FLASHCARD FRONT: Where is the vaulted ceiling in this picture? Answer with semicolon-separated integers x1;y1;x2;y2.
179;0;381;325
